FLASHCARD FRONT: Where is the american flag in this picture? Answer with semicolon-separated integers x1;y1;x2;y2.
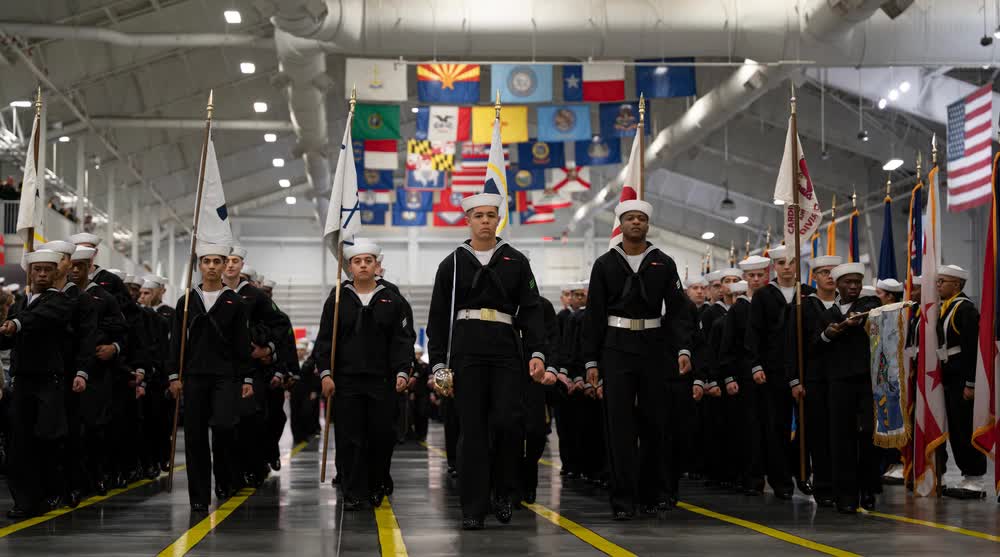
451;143;508;193
946;84;994;212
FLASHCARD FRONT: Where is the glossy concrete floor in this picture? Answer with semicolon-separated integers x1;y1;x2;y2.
0;416;998;556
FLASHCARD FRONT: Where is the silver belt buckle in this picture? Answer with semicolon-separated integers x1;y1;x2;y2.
480;308;497;322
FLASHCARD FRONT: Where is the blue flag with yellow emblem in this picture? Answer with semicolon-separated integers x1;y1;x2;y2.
491;64;553;104
517;139;565;170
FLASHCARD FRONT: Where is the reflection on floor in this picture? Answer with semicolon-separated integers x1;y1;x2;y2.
0;421;997;556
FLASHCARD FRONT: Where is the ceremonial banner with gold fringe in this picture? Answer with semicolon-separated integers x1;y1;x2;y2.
867;301;911;448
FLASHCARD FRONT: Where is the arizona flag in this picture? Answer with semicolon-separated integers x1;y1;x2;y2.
416;63;480;104
609;130;643;248
972;151;999;485
773;118;823;249
483;108;510;235
914;163;949;497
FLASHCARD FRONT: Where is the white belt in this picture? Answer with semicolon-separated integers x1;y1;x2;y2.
936;346;961;362
456;308;513;325
607;316;661;331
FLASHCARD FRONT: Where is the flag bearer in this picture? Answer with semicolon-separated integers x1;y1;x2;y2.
167;243;253;512
935;264;987;498
583;199;692;520
816;262;881;513
787;255;842;507
315;241;412;510
1;250;73;518
427;193;548;530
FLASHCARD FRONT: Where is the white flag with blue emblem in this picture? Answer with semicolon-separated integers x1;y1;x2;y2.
483;111;509;235
196;129;233;247
324;115;362;255
16;111;43;246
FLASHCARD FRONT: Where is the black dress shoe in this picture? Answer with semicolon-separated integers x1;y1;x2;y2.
7;507;30;519
462;517;485;530
67;490;82;508
613;510;633;521
95;480;108;496
688;472;704;481
774;490;794;500
665;496;678;510
384;476;394;495
370;487;385;508
796;479;814;495
745;488;763;496
817;497;836;508
269;459;281;471
191;503;209;513
641;504;658;515
523;490;536;505
331;474;341;485
160;461;171;473
836;503;858;514
448;468;459;479
559;469;568;476
45;495;63;510
860;493;876;511
493;497;512;524
146;465;161;480
566;471;579;479
215;485;231;500
343;497;363;511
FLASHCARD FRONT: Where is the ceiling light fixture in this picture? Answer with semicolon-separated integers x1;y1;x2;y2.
734;215;749;224
774;198;785;206
264;133;277;143
9;100;32;108
701;232;716;240
278;179;291;188
58;136;70;143
410;107;420;113
224;10;242;24
888;89;899;101
240;62;256;74
882;158;904;171
253;101;268;113
272;158;285;167
877;98;888;110
899;81;911;93
284;196;297;205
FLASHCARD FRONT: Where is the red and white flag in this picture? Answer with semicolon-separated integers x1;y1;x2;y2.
364;139;398;170
549;164;591;193
530;189;572;211
609;134;642;248
427;106;471;142
452;143;508;192
946;85;993;212
583;63;625;102
972;152;999;484
773;119;823;249
914;165;949;497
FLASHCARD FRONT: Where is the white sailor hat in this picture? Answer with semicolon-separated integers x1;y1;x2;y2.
876;278;904;293
728;280;749;294
69;232;103;246
810;255;842;269
911;275;922;286
106;268;126;281
344;241;381;261
240;264;259;281
687;275;708;287
38;240;76;256
261;279;276;289
719;268;743;280
230;245;248;259
768;245;790;261
71;246;96;261
3;283;21;292
196;243;231;258
831;262;865;281
142;274;164;289
460;193;503;212
561;283;576;292
939;264;969;281
738;255;770;271
704;270;723;282
572;280;590;291
125;275;143;286
861;285;877;297
157;275;169;285
25;249;63;266
614;199;653;221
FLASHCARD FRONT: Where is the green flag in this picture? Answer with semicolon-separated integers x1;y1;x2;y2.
352;103;400;140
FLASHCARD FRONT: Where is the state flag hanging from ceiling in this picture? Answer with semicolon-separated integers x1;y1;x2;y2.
363;139;398;170
517;191;555;225
392;208;428;227
396;188;433;212
562;63;625;102
531;188;572;211
414;106;471;142
352;139;394;189
536;105;592;143
599;102;651;138
360;204;387;225
635;58;697;99
574;136;621;166
358;189;392;207
406;139;455;172
507;167;545;192
549;164;591;193
345;58;408;102
433;187;471;227
352;103;400;140
471;105;528;144
491;64;553;103
417;63;481;104
516;139;565;170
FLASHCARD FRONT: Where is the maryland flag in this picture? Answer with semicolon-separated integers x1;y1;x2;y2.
406;139;455;172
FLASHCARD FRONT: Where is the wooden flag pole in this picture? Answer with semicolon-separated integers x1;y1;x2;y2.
790;83;807;483
167;90;215;493
638;93;645;200
320;86;357;484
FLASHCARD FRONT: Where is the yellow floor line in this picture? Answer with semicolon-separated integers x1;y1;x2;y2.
523;502;638;557
0;464;187;538
374;500;409;557
862;509;1000;543
677;502;861;557
157;441;308;557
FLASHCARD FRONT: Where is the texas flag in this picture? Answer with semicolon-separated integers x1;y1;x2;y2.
563;63;625;102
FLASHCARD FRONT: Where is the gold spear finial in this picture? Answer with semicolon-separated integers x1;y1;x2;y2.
916;151;923;180
639;92;646;124
34;86;42;115
931;133;938;166
350;84;357;112
831;194;837;218
885;173;892;199
851;188;857;209
206;89;214;120
495;89;502;118
790;81;797;115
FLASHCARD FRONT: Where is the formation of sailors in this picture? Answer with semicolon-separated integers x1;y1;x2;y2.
2;193;991;524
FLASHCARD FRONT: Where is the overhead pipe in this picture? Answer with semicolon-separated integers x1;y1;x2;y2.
0;22;273;49
53;118;294;137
